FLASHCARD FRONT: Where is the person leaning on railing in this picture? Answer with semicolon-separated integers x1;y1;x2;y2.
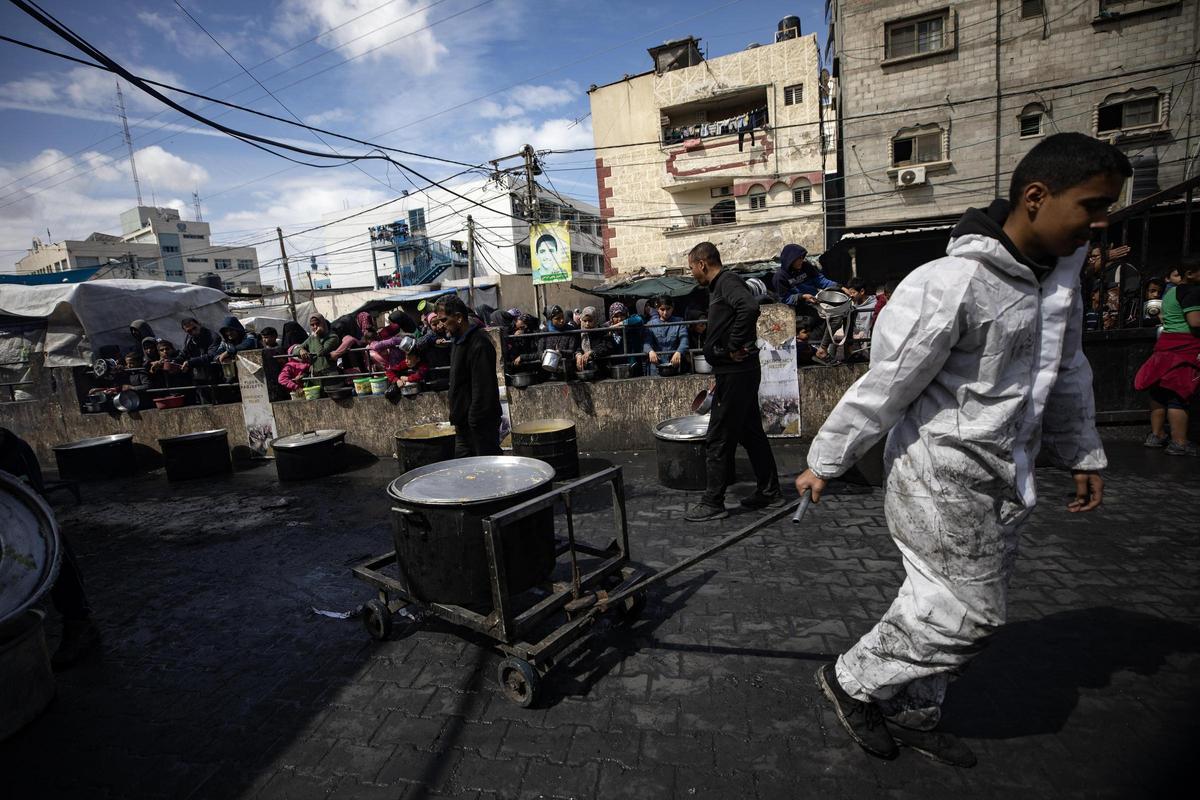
575;306;613;375
304;315;340;377
643;296;689;376
539;305;580;376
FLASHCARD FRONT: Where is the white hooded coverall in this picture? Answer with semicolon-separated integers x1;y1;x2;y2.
805;229;1106;730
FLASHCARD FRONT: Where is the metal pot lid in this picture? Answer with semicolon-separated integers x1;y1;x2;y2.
397;422;456;440
387;456;555;506
159;429;227;444
511;418;575;435
655;414;710;440
271;429;347;449
52;433;134;450
0;471;62;628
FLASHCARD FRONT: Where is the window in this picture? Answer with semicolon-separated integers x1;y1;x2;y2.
223;282;235;291
161;245;179;254
1097;95;1161;134
214;259;232;270
892;128;943;166
1019;104;1044;138
182;233;205;240
407;208;426;231
571;252;583;273
237;259;254;270
186;257;208;263
166;269;184;278
886;11;948;59
784;84;804;106
1021;0;1044;17
748;188;767;211
582;253;601;274
711;199;736;225
793;185;813;205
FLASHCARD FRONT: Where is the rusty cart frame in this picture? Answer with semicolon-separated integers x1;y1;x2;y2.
351;464;649;707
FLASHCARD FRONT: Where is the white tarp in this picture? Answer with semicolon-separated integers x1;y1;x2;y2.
0;279;228;367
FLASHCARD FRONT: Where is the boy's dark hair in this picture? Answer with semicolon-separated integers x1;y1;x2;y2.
1008;132;1132;206
535;233;558;251
688;241;722;266
846;277;869;292
435;296;470;318
261;326;278;337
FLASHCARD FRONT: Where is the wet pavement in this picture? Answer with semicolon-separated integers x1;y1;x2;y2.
1;437;1197;799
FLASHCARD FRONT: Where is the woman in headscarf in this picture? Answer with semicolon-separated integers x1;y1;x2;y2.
281;321;307;350
604;301;645;376
303;314;340;376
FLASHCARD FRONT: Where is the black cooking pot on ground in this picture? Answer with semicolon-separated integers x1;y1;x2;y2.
52;434;135;481
270;429;347;481
158;429;232;482
510;418;579;480
654;414;716;491
394;422;456;473
387;456;556;606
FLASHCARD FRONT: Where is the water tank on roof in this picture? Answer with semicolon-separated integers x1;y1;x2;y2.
776;15;801;42
194;273;223;290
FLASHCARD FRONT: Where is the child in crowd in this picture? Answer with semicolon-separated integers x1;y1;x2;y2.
122;351;152;392
390;344;429;387
796;319;818;366
148;339;190;390
277;345;311;392
259;326;287;401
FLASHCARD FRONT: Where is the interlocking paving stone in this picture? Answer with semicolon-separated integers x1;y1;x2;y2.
0;441;1195;798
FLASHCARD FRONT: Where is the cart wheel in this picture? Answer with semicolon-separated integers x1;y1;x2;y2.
497;657;540;708
363;598;393;641
617;592;646;623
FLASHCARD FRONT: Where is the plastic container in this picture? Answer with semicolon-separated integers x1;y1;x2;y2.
370;377;389;395
353;378;373;395
153;394;186;409
303;385;322;400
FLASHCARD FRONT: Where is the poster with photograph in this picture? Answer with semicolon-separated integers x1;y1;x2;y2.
530;221;572;285
757;305;801;437
237;353;278;456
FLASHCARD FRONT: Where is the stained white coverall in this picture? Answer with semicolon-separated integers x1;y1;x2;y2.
805;229;1106;730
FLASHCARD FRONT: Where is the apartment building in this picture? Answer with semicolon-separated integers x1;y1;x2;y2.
588;18;830;274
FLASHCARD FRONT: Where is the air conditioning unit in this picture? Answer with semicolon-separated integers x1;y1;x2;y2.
710;186;733;198
896;166;927;188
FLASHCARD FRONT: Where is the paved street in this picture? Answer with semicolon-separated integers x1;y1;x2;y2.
2;437;1197;799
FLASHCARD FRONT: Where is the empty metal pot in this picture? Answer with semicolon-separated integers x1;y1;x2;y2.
387;457;556;606
398;334;417;353
540;350;561;372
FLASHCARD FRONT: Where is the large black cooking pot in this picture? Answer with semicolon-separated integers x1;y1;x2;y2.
654;414;714;491
0;471;61;629
158;429;232;482
52;434;135;481
394;422;456;473
510;418;579;480
270;429;347;481
387;456;556;607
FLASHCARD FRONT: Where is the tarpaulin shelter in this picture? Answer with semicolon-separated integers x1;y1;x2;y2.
0;279;228;367
574;264;775;305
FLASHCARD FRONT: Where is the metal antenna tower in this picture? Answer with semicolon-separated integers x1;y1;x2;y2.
191;190;203;221
115;81;143;206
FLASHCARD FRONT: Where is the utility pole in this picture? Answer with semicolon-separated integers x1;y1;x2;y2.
115;81;143;206
369;229;381;288
467;215;476;309
522;144;543;318
276;227;297;321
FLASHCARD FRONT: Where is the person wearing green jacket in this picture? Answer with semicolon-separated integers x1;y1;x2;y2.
304;314;340;376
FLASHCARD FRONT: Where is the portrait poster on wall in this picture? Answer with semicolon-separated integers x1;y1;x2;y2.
530;221;572;285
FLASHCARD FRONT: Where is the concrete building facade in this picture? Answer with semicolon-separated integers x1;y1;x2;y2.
827;0;1199;276
16;205;262;292
317;175;603;289
588;25;829;274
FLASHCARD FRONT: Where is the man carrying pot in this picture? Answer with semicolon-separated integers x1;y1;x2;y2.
684;241;783;521
437;296;502;457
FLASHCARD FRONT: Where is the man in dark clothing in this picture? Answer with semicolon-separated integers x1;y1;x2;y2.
772;244;838;308
437;296;503;457
685;242;782;521
178;317;219;403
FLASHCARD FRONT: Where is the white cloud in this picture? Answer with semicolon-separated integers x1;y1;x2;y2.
280;0;449;74
304;107;354;126
508;83;578;110
80;151;124;182
0;77;59;104
133;146;210;190
487;117;595;155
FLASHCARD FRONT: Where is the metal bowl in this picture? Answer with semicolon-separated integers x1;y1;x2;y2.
610;363;632;379
113;390;140;412
815;289;852;320
657;363;680;377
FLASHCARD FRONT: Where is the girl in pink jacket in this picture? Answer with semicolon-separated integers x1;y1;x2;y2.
277;345;311;392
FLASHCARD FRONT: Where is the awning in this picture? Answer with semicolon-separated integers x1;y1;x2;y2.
574;264;775;302
0;266;101;285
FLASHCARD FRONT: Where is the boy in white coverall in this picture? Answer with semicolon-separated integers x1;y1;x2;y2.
794;133;1130;766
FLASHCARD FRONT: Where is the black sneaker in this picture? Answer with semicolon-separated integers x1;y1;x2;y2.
814;663;897;759
740;491;787;510
886;722;977;768
684;503;729;522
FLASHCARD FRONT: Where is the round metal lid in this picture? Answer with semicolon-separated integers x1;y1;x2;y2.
655;414;710;441
387;456;555;506
0;471;62;628
396;422;456;440
511;418;575;435
271;429;346;449
52;433;134;451
159;429;228;444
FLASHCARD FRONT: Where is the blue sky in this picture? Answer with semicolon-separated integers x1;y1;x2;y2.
0;0;826;282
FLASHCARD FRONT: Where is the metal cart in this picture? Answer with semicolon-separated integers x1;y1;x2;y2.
351;465;649;707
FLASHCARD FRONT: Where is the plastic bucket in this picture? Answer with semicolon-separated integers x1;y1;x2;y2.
353;378;373;395
303;385;322;400
370;378;389;395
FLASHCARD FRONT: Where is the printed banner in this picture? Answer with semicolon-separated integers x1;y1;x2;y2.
237;353;278;457
756;305;801;437
530;221;572;285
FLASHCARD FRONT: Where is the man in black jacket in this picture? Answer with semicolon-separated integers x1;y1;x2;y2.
178;317;219;404
685;242;782;521
437;296;503;457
